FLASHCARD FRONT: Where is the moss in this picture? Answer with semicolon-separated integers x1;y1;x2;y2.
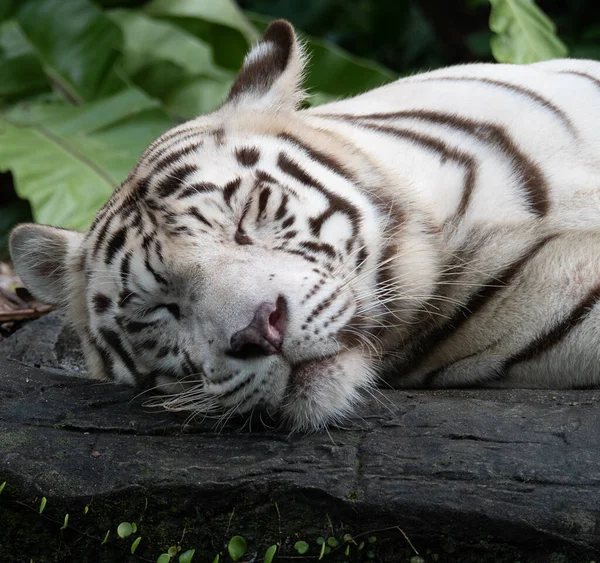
0;429;32;451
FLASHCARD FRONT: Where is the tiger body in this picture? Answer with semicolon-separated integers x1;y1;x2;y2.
10;20;600;431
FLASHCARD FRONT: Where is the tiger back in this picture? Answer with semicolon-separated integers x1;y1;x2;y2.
10;20;600;431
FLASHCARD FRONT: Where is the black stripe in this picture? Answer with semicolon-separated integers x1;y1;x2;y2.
144;256;168;287
177;183;219;199
151;143;201;174
92;212;115;257
98;327;142;383
277;152;361;237
235;146;260;167
275;194;289;220
223;178;242;207
324;119;477;218
325;110;549;216
155;164;197;199
418;235;559;385
92;293;111;314
557;69;600;90
277;132;358;183
505;284;600;368
87;330;115;380
257;187;271;221
143;128;201;162
281;216;294;229
419;76;576;136
105;227;127;264
299;240;336;259
187;207;212;228
120;252;132;285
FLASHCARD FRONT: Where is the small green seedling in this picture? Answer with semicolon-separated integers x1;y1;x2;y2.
318;541;326;560
84;505;89;514
264;544;277;563
117;522;133;539
101;530;110;545
179;549;195;563
211;554;220;563
131;537;142;554
157;554;170;563
60;514;69;530
227;536;247;561
0;481;6;495
294;541;309;554
39;497;47;514
168;546;178;557
328;537;339;547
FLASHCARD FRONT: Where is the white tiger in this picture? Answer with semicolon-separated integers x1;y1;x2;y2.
10;20;600;431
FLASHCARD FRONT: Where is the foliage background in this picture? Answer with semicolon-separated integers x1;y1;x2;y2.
1;0;597;258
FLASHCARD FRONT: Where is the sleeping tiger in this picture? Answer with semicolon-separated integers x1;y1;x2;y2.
9;20;600;431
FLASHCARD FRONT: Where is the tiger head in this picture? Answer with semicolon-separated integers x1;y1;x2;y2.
10;20;411;431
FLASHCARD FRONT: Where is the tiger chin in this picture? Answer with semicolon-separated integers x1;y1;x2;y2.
10;20;600;432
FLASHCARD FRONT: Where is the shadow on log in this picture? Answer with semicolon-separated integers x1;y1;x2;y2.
0;314;599;562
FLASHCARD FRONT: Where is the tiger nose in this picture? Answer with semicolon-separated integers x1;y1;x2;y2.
229;296;287;358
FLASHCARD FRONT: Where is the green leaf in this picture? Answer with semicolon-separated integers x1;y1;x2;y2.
0;21;49;100
263;545;277;563
327;537;339;548
0;481;5;495
84;505;89;514
131;536;142;554
60;514;69;530
143;0;257;70
211;554;220;563
117;522;133;539
168;546;178;557
39;496;46;514
157;555;171;563
0;88;172;230
144;0;258;44
131;522;137;533
294;541;309;555
15;0;125;103
489;0;568;64
318;540;326;560
101;530;110;545
108;9;233;118
227;536;247;562
179;549;195;563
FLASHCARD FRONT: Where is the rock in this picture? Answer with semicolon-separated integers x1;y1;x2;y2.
0;310;86;374
0;351;599;562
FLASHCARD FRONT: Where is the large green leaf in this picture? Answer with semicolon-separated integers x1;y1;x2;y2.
143;0;258;44
108;9;234;118
489;0;568;64
143;0;258;70
15;0;126;103
0;20;50;100
0;88;173;230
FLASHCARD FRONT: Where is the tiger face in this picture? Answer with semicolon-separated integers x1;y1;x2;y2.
9;20;404;431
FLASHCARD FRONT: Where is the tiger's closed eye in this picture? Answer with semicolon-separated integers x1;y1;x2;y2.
153;303;181;320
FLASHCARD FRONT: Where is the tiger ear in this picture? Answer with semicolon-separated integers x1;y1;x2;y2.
9;223;84;306
225;19;306;111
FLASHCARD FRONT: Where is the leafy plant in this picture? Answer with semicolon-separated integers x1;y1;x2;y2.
489;0;568;63
227;535;247;561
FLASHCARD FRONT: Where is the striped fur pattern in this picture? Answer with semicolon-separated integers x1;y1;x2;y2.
10;20;600;431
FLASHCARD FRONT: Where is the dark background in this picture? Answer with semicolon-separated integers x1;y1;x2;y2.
239;0;600;74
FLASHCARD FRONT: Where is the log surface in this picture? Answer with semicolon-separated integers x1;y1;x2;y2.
1;314;599;562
